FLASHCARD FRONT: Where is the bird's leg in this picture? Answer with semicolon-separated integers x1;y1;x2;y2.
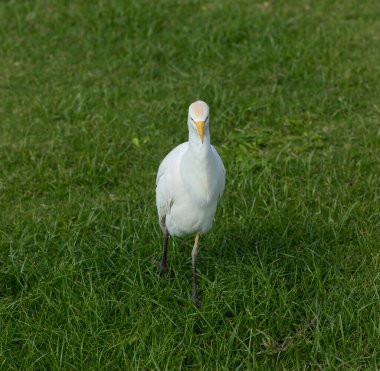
159;228;169;275
191;233;201;308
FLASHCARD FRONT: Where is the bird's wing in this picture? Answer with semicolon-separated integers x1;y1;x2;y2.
156;142;188;186
156;159;167;186
156;142;189;226
211;145;226;199
156;163;172;226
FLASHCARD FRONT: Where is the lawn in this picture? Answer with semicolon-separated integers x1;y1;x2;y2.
0;0;379;368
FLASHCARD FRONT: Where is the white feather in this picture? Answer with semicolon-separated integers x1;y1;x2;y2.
156;101;225;237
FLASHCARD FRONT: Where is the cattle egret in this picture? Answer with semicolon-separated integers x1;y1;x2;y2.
156;100;226;307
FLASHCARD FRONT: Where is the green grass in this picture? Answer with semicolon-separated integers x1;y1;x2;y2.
0;0;379;368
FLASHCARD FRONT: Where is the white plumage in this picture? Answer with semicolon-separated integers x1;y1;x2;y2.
155;100;225;306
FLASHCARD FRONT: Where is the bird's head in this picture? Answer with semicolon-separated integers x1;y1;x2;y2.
188;100;209;144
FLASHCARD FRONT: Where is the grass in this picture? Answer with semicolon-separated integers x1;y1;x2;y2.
0;0;379;368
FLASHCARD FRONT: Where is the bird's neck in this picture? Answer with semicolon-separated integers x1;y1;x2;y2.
188;129;211;158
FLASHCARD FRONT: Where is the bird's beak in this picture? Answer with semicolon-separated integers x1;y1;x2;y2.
195;121;205;143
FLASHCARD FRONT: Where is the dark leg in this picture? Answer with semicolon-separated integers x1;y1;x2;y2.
191;233;200;308
159;228;169;275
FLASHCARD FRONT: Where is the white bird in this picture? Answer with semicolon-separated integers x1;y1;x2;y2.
156;100;226;307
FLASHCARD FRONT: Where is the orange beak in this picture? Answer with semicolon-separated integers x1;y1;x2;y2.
195;121;205;143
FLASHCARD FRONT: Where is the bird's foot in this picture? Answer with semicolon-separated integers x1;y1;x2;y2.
150;256;167;276
191;292;201;308
158;263;167;276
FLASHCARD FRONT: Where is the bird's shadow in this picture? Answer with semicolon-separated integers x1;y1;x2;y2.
197;216;339;285
147;211;344;312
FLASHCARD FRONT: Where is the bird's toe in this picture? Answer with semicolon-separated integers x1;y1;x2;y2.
191;293;201;308
158;264;167;276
